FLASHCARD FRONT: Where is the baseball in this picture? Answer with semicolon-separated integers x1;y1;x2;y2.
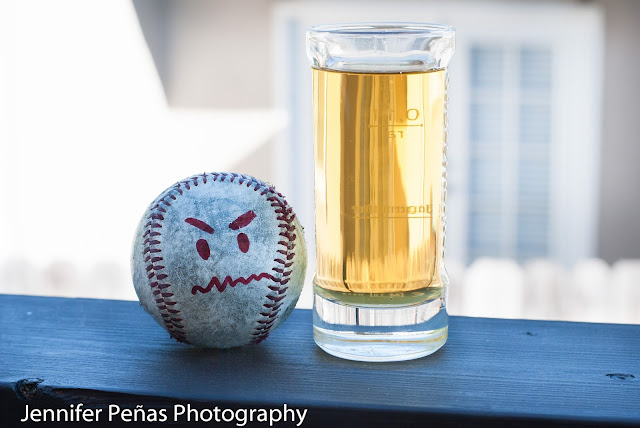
131;172;307;348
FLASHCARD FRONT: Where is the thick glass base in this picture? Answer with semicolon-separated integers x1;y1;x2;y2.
313;290;448;362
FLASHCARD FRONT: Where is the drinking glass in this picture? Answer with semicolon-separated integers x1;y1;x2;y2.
307;23;455;361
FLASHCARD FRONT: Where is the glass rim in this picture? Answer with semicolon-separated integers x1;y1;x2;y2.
306;22;454;37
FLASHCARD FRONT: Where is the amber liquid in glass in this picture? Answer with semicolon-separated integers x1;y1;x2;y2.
313;68;447;304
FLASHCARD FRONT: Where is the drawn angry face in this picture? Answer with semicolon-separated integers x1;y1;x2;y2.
184;210;274;294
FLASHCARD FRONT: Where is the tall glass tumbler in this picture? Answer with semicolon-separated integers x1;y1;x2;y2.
307;23;455;361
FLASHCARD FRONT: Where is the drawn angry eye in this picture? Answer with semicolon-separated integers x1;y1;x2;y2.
196;239;210;260
237;233;249;253
229;210;256;254
185;217;214;260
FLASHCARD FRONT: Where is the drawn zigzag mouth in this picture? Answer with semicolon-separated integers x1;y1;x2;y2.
191;273;275;295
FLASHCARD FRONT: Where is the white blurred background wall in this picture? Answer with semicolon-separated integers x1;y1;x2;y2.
0;0;638;324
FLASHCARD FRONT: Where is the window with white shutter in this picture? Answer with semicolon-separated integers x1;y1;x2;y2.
467;45;554;263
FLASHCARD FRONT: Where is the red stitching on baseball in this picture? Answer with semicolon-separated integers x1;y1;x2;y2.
263;302;283;310
143;196;188;342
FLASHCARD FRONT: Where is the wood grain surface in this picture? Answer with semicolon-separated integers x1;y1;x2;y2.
0;294;638;426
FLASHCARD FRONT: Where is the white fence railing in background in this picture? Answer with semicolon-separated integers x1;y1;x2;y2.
0;258;638;325
447;258;640;324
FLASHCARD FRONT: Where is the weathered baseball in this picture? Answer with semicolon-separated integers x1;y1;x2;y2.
131;172;307;348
